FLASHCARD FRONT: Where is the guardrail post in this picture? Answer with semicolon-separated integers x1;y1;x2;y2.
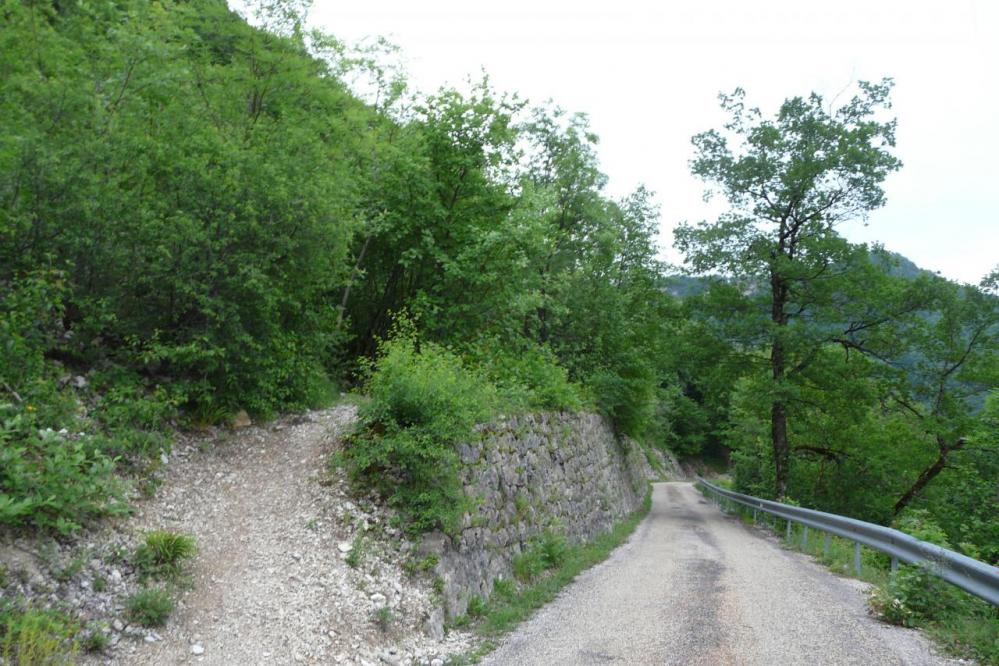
753;508;758;524
802;525;809;550
854;542;862;576
786;519;792;540
891;557;898;573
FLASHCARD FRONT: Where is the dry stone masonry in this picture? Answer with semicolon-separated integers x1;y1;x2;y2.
422;412;655;623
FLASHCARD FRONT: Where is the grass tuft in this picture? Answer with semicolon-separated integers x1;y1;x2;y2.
0;604;79;665
125;588;174;627
134;530;197;579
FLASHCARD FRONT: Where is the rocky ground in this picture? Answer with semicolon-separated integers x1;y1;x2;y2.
1;405;473;665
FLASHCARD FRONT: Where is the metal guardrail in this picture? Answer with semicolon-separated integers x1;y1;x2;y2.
696;477;999;606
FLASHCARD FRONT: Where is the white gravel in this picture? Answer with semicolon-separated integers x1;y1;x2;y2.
78;405;471;666
482;482;965;666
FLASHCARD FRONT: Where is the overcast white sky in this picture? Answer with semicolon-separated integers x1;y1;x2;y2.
299;0;997;284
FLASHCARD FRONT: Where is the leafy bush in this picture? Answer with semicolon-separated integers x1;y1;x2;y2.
345;325;496;532
125;588;174;627
0;413;128;533
134;530;197;579
588;349;657;439
870;509;999;664
871;564;950;627
470;342;585;412
0;272;66;396
0;603;78;665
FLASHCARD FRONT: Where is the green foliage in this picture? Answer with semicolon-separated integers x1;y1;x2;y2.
345;325;495;532
511;548;547;583
0;603;79;666
512;530;569;582
0;413;128;533
471;343;585;412
589;352;657;439
0;272;66;396
81;624;109;653
344;535;366;569
133;530;197;579
125;588;174;628
467;595;487;619
1;0;361;416
403;553;439;577
676;80;904;497
2;0;683;542
537;531;569;569
871;565;958;628
373;606;394;632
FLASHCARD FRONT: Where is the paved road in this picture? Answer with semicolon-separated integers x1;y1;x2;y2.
482;482;957;666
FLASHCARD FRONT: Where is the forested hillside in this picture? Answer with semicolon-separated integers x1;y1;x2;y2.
1;0;997;659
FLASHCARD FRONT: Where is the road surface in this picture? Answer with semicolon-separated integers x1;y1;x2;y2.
482;482;956;666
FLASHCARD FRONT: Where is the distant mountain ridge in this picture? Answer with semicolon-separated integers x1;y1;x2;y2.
665;251;933;298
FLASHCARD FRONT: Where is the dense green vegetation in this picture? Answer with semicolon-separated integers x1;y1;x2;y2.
1;0;676;535
1;0;996;658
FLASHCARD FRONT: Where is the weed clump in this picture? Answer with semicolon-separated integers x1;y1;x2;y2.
0;603;79;664
134;530;197;579
125;588;174;627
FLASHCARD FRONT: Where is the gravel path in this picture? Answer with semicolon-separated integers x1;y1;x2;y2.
482;482;962;666
83;405;469;666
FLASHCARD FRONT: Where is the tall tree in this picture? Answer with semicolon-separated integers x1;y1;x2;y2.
890;272;999;515
675;81;902;497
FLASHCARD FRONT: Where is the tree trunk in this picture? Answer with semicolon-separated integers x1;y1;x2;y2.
771;343;790;499
336;234;373;331
770;271;790;499
893;438;955;515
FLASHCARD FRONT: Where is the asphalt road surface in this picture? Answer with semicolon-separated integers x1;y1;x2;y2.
482;482;958;666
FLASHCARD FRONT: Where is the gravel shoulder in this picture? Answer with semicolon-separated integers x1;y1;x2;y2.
481;481;963;666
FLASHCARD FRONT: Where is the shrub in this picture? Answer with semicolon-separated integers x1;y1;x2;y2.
0;604;79;665
870;510;993;635
0;413;128;533
470;342;585;411
0;272;65;396
345;325;495;532
134;530;197;579
125;588;174;627
871;565;953;627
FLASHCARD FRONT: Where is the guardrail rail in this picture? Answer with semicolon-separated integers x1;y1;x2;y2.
696;477;999;606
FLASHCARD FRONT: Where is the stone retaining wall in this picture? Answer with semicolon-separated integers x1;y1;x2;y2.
421;412;654;626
